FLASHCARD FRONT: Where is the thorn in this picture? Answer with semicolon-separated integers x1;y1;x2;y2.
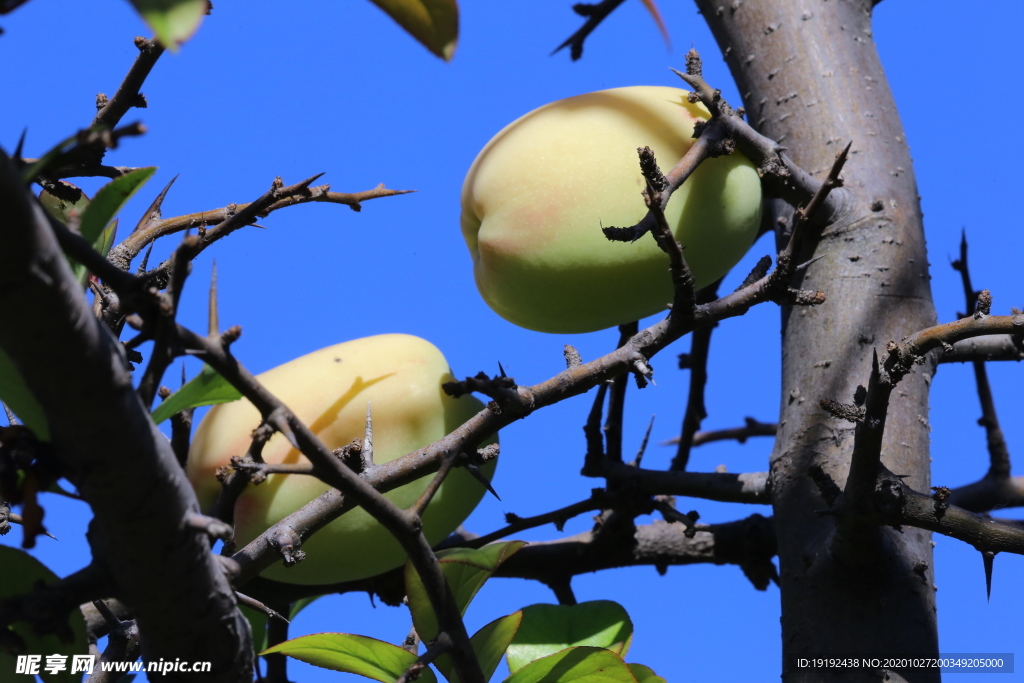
133;174;178;234
633;415;656;467
13;129;27;162
137;243;154;275
497;361;507;378
795;253;827;272
982;550;995;602
361;402;374;470
465;463;500;500
297;172;326;189
268;409;299;450
208;260;219;336
181;362;187;387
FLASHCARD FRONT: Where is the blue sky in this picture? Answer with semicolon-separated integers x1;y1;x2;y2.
1;1;1023;681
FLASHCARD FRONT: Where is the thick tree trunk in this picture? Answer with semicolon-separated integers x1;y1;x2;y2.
0;151;253;682
694;0;939;680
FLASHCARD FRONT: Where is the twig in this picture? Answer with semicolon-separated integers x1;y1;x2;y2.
671;50;848;217
495;514;778;592
136;235;201;409
235;592;289;624
938;335;1024;363
395;633;453;683
604;323;637;463
951;234;1012;480
552;0;629;61
662;417;778;448
465;494;611;549
670;283;720;471
92;37;164;134
107;181;412;271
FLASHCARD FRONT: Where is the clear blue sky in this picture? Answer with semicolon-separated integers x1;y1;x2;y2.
1;1;1022;681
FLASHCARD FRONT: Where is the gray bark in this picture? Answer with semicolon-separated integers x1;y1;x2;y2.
694;0;939;679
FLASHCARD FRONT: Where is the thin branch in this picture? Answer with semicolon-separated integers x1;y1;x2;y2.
495;514;778;592
552;0;629;61
395;633;453;683
938;335;1024;364
662;417;777;448
951;235;1012;479
235;592;288;624
108;181;412;271
583;461;769;504
136;235;200;409
604;323;637;464
671;50;849;216
466;495;611;549
671;284;720;471
92;37;164;134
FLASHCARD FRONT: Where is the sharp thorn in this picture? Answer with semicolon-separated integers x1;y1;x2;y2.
983;550;996;602
466;463;500;500
14;129;27;162
137;243;154;275
497;361;507;378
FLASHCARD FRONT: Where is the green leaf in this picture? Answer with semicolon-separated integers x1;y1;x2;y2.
368;0;458;61
79;167;154;247
506;601;633;674
0;347;50;441
98;218;119;257
435;611;522;683
405;541;525;642
70;167;153;285
0;547;89;683
503;647;638;683
125;0;207;50
260;633;436;683
627;663;667;683
151;364;243;424
39;182;90;224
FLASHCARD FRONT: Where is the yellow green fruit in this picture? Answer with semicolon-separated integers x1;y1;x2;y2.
186;334;495;585
460;85;763;334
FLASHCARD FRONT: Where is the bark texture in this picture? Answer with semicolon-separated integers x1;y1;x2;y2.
694;0;939;679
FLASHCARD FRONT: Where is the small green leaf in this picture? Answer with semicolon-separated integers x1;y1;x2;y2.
70;167;154;285
0;347;50;441
368;0;458;61
79;167;154;247
506;601;633;674
405;541;525;642
0;547;89;683
151;364;243;424
39;182;90;224
503;647;638;683
436;611;522;683
125;0;207;50
98;218;119;257
260;633;436;683
627;663;667;683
